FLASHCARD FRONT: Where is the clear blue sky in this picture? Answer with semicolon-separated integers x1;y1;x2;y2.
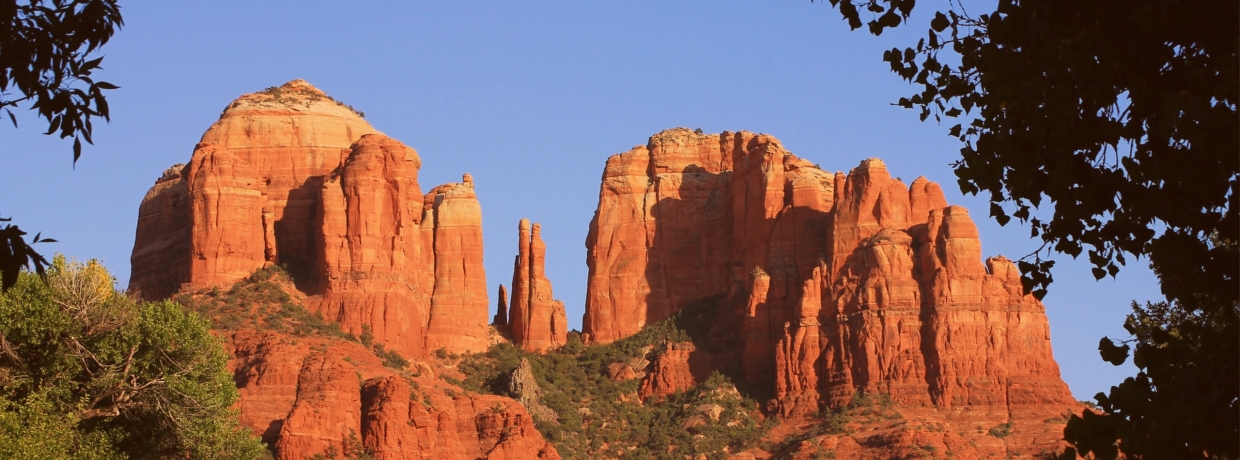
0;1;1161;401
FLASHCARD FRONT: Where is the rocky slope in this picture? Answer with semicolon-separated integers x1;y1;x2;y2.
130;81;558;459
180;271;559;460
583;128;1079;457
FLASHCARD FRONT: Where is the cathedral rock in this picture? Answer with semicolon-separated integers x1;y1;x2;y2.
129;82;1080;458
129;81;558;459
583;128;1078;453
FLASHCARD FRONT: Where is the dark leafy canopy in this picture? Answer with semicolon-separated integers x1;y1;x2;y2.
822;0;1237;305
1;0;122;162
0;0;122;292
0;216;54;290
815;0;1238;458
1073;301;1238;460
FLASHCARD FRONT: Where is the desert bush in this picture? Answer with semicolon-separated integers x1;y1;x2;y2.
454;298;769;459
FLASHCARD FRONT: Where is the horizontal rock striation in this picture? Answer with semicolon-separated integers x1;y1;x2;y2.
582;128;1077;456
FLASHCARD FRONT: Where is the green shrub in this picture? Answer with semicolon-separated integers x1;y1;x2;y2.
256;84;365;118
453;297;769;459
174;265;357;343
0;258;265;459
988;421;1014;438
373;344;409;370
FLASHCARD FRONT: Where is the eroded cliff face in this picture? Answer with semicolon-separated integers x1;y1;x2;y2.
227;329;559;460
583;128;1077;456
129;80;489;357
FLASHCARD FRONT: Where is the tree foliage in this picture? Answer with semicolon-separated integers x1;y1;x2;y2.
0;217;54;290
1073;300;1237;459
1;0;122;162
0;0;124;292
0;257;265;459
815;0;1237;457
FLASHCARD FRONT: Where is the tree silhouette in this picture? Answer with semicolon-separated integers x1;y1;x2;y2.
815;0;1237;457
0;0;122;291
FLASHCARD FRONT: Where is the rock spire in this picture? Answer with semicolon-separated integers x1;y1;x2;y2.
508;219;568;352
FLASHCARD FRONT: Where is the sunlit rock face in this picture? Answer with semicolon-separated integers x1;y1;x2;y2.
505;219;568;352
226;330;559;460
129;80;490;357
129;81;562;460
582;128;1078;455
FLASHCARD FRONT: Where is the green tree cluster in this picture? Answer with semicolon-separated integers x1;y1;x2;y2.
0;257;265;459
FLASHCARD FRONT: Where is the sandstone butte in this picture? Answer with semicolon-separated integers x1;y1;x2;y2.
583;128;1081;457
129;80;559;459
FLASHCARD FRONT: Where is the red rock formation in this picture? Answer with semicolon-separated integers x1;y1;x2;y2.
583;128;1078;455
774;264;825;417
315;134;432;358
274;351;363;459
493;284;509;325
129;80;490;357
130;80;540;457
130;80;380;297
638;342;700;400
227;330;559;460
508;219;568;352
129;164;191;300
424;174;490;354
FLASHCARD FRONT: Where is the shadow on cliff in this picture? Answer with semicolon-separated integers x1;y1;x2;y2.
641;162;831;401
276;176;327;294
642;164;745;394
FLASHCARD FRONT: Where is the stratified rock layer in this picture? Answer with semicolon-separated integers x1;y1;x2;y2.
129;80;489;356
507;220;568;352
582;128;1077;456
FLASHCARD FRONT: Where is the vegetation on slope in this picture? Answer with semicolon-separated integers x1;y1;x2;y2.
173;265;409;370
173;265;351;339
453;299;772;460
0;257;264;459
254;83;366;118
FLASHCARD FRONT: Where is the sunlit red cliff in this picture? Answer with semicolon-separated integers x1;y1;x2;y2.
130;82;1078;459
